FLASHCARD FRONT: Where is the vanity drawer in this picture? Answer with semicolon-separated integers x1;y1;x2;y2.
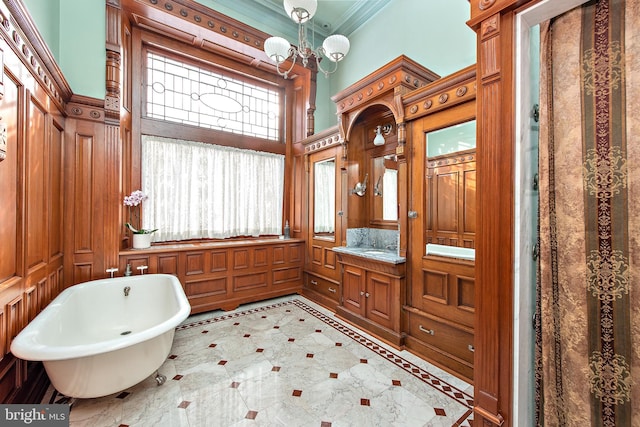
306;274;340;301
406;311;474;365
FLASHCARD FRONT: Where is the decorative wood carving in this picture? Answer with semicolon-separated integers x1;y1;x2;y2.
331;55;439;142
120;0;315;81
479;0;496;11
0;0;71;108
302;126;341;154
66;96;105;123
403;65;476;121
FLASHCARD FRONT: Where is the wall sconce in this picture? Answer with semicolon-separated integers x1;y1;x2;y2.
351;173;368;197
373;125;385;146
373;124;393;146
374;175;383;197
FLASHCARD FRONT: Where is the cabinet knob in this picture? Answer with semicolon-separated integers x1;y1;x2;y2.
328;287;336;293
310;280;318;286
365;292;370;298
468;344;475;353
360;291;365;296
419;325;434;335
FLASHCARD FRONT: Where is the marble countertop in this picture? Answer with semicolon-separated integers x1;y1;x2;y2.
332;246;406;264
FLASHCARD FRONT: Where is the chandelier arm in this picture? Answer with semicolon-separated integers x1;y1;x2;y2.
276;48;299;79
315;48;339;78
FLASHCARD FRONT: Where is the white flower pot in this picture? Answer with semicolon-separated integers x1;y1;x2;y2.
132;233;152;249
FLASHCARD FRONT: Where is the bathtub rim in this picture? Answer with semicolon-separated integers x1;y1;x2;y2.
10;274;190;362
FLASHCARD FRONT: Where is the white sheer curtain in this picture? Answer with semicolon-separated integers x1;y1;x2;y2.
141;135;284;241
313;160;335;233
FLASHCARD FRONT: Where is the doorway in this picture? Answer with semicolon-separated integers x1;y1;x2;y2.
513;0;590;425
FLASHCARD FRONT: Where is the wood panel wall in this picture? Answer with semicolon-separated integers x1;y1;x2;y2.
63;96;112;285
0;0;72;403
119;240;304;313
426;149;476;248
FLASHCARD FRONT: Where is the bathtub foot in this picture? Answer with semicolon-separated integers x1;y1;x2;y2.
154;371;167;386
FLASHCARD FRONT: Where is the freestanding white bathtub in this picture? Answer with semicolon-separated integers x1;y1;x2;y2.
11;274;191;399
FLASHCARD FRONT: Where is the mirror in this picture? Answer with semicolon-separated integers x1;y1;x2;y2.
425;119;476;253
371;155;398;222
313;158;335;236
426;120;476;157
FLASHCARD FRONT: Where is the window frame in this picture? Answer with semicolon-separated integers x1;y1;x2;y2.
135;29;292;156
127;26;298;243
143;48;285;144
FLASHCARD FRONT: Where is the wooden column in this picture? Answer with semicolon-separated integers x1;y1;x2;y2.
468;1;529;425
105;0;123;257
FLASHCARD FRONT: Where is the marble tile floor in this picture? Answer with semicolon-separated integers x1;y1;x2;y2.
42;295;474;427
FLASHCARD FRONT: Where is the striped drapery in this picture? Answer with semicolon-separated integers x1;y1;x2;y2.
536;0;638;425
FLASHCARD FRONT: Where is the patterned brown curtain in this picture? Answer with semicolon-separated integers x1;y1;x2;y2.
535;0;638;426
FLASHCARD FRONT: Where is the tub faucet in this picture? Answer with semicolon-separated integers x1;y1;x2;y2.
137;265;148;275
124;286;131;297
106;267;118;278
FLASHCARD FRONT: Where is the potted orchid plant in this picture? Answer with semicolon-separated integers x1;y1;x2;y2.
124;189;157;249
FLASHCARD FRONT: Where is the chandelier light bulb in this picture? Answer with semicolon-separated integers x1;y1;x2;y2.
284;0;318;23
322;35;350;62
264;36;291;63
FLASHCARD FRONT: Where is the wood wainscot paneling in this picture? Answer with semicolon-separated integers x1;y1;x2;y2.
63;96;110;288
404;254;475;383
0;0;71;404
119;239;304;313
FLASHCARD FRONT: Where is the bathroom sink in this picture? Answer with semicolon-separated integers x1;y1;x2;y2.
364;250;387;255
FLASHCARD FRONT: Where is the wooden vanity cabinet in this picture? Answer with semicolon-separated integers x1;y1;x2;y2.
336;253;405;347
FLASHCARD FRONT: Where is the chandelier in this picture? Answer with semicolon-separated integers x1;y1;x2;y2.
263;0;350;79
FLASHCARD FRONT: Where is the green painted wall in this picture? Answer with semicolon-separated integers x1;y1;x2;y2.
22;0;105;99
22;0;60;59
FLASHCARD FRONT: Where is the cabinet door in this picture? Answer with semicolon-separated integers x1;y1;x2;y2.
365;271;394;330
342;265;365;316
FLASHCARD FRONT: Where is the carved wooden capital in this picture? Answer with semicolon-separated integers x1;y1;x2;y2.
481;14;499;39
